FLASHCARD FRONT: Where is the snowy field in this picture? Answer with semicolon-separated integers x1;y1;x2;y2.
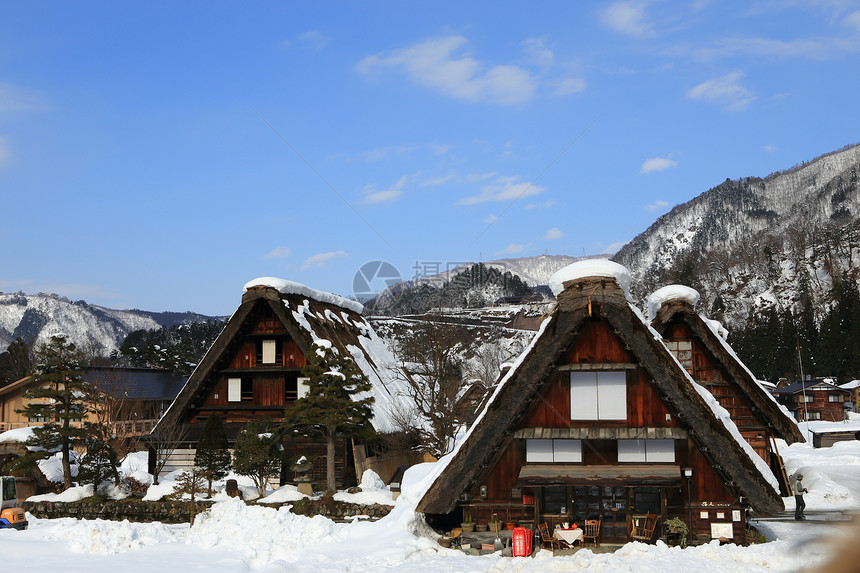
3;418;860;573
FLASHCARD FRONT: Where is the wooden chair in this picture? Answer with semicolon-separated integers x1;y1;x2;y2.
538;522;560;550
630;514;658;543
581;519;601;547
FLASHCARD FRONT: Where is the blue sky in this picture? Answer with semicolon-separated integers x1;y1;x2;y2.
1;1;859;315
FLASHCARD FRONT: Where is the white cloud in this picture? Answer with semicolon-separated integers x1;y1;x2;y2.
362;176;406;205
0;83;50;113
0;137;10;167
552;76;587;96
457;177;545;205
601;1;655;38
496;243;527;256
526;200;558;210
644;200;670;212
466;172;498;182
687;71;756;111
640;156;678;173
263;247;292;259
301;251;348;271
763;144;776;152
484;214;499;224
357;36;537;105
545;227;564;240
522;37;554;70
845;10;860;34
420;174;455;187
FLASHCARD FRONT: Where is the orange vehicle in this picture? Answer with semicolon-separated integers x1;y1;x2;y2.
0;476;28;530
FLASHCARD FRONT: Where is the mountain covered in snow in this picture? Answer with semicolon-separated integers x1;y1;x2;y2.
613;143;860;328
0;291;221;355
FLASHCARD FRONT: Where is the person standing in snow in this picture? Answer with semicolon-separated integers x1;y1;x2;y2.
793;474;809;520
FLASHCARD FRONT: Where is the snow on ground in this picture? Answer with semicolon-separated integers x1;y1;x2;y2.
4;421;860;572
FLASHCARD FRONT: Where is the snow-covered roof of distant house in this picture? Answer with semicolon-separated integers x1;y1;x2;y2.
647;284;700;321
548;259;632;299
775;379;851;395
244;277;364;314
840;380;860;390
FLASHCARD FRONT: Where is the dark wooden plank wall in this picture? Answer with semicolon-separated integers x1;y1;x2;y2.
664;322;768;462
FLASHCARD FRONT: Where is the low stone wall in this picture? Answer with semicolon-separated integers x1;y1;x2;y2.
21;498;393;523
260;497;393;520
21;499;215;523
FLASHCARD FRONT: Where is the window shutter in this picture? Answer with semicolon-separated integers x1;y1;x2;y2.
227;378;241;402
570;372;599;419
526;439;554;462
262;340;277;364
297;377;310;399
597;371;627;420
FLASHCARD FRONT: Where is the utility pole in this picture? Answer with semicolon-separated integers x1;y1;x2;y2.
797;342;810;440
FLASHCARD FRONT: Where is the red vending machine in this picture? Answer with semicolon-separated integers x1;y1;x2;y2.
512;526;532;557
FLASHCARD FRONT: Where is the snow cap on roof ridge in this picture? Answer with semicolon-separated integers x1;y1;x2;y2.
647;284;700;320
548;259;633;300
243;277;364;314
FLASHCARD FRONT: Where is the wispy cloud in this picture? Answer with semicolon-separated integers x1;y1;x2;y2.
552;76;587;96
496;243;527;256
263;246;292;259
644;200;669;212
763;144;776;152
601;1;656;38
484;214;499;224
420;174;455;187
457;176;545;205
0;83;51;113
0;136;10;167
687;71;756;111
640;155;678;173
301;251;348;271
357;36;537;105
544;227;564;240
283;30;329;51
361;176;406;205
526;200;558;210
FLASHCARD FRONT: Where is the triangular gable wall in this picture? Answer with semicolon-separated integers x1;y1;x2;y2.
418;274;783;517
650;297;804;445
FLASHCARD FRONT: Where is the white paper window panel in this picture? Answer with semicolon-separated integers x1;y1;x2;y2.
553;439;582;462
617;439;647;462
227;378;242;402
297;377;310;399
645;439;675;462
262;340;277;364
526;439;554;462
597;371;627;420
570;372;599;419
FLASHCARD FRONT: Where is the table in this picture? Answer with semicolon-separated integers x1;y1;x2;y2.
553;527;583;546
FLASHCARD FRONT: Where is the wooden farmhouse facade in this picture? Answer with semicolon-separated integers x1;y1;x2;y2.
417;261;783;544
647;286;804;495
152;278;417;488
774;379;852;422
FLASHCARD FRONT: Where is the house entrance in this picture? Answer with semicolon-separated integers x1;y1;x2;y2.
540;485;630;541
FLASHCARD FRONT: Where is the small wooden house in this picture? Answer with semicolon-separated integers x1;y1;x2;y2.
774;379;851;422
417;261;783;544
152;277;417;488
647;285;804;494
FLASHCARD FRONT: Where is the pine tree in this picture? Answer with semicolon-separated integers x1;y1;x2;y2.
282;340;374;492
194;414;232;496
167;468;207;524
232;418;282;498
77;437;119;496
16;335;95;488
